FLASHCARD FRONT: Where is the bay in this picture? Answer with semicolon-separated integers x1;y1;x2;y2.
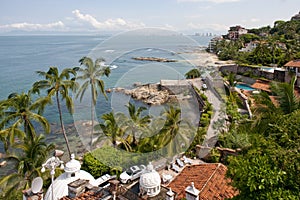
0;33;212;175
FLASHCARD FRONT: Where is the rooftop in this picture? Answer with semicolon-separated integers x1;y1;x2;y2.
284;60;300;68
251;80;271;92
167;163;238;199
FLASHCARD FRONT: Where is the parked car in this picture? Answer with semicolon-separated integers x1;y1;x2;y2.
120;165;146;184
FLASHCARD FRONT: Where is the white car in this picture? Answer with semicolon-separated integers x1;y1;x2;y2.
120;165;146;184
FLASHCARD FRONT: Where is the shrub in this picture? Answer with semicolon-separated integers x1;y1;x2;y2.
207;111;213;118
81;153;110;178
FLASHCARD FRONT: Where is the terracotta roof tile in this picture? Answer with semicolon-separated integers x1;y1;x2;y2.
167;163;238;200
60;190;104;200
284;60;300;68
251;80;271;92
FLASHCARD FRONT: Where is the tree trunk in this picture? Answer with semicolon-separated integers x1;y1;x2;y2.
23;115;34;141
90;86;95;151
56;91;72;158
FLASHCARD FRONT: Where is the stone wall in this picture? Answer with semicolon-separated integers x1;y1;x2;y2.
274;70;286;82
220;65;286;82
161;85;191;95
219;65;238;74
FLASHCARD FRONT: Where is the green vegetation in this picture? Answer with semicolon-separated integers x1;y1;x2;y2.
84;84;213;175
125;102;151;147
0;91;54;199
217;77;300;199
0;135;55;199
94;104;197;155
98;111;132;151
76;57;111;149
32;67;78;158
0;92;50;152
1;16;299;198
0;66;78;198
185;86;213;158
185;68;201;79
213;18;300;66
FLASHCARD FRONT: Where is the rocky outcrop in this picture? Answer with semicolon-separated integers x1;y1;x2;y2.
132;57;177;62
114;84;170;105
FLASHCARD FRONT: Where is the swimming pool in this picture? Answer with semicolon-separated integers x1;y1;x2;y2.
236;83;255;91
260;67;274;73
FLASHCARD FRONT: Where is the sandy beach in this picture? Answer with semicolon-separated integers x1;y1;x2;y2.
185;50;235;68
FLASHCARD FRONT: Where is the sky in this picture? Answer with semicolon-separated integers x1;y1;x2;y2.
0;0;299;35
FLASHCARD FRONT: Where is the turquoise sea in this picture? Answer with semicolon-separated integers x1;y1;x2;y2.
0;33;212;173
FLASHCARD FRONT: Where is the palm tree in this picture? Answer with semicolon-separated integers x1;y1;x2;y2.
254;76;299;115
137;116;165;153
160;106;196;156
0;92;50;147
32;67;77;158
125;102;151;146
139;106;194;157
157;106;182;148
225;72;240;88
253;76;299;136
98;112;132;151
0;134;55;199
76;57;110;149
185;68;201;79
271;76;299;114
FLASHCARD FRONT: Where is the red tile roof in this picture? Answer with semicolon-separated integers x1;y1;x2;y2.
167;163;238;200
60;190;103;200
251;80;271;92
284;60;300;68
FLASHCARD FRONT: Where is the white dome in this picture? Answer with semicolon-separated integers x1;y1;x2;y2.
139;163;161;197
140;170;161;188
64;154;81;173
44;155;96;200
44;170;96;200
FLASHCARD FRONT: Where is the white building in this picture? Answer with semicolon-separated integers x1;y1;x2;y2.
139;162;161;197
44;154;97;200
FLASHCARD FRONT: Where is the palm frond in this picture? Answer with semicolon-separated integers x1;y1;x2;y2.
76;80;89;101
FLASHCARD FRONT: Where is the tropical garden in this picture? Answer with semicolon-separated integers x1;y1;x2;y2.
212;18;300;67
206;15;300;198
218;75;300;199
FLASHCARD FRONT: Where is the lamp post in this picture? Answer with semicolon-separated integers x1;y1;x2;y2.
41;156;64;200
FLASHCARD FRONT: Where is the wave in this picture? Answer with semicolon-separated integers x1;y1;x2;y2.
105;49;115;53
110;65;118;69
99;61;118;70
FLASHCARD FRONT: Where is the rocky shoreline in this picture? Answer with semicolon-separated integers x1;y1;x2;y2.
114;83;170;105
132;56;177;62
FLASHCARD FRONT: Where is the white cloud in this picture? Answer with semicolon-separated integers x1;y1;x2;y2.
250;18;260;22
241;18;261;23
164;24;177;30
72;9;145;30
178;0;240;3
0;21;64;31
185;14;204;19
187;22;228;31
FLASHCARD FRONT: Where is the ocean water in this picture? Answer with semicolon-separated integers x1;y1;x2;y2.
0;33;212;163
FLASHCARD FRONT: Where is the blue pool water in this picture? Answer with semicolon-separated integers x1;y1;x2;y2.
260;67;274;73
236;83;255;91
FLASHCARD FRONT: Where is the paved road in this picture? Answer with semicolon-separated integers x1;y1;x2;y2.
190;76;225;158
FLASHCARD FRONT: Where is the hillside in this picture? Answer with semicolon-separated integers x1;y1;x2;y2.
210;11;300;67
